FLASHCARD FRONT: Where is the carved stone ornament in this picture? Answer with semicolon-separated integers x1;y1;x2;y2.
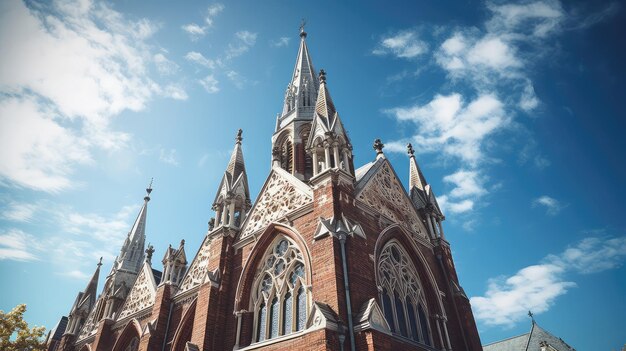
357;161;426;238
177;236;212;294
240;169;312;238
117;264;157;319
77;297;103;340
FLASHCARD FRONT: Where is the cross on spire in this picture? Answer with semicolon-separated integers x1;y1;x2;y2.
299;19;307;38
528;310;535;324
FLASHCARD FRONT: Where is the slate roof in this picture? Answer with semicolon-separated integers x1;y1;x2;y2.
483;322;576;351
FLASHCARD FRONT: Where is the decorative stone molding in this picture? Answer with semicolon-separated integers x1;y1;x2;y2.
117;264;157;320
305;302;342;332
240;168;312;238
353;298;391;334
177;235;212;294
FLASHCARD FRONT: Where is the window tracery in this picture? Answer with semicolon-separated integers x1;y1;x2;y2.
377;241;432;346
252;236;307;342
123;336;139;351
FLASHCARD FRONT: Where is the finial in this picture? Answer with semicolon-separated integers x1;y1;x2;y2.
145;244;154;264
235;129;243;144
180;239;185;248
407;143;415;157
299;19;307;38
97;257;103;267
145;178;153;201
319;69;326;84
528;310;535;324
373;138;384;155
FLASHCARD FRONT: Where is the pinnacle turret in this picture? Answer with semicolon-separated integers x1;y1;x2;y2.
115;184;151;273
212;129;251;230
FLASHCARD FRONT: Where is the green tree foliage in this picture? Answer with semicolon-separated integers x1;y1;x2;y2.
0;304;46;351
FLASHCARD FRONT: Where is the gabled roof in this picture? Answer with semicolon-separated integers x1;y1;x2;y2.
354;157;428;237
484;322;576;351
117;262;158;320
238;167;313;239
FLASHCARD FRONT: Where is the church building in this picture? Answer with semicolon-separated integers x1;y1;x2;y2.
47;28;482;351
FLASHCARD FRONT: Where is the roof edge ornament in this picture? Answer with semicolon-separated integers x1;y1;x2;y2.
145;178;153;202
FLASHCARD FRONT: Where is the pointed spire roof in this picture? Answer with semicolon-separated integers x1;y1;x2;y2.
314;69;336;125
279;26;319;120
69;258;102;315
407;143;428;191
83;257;102;300
226;129;246;183
115;182;151;273
213;130;251;207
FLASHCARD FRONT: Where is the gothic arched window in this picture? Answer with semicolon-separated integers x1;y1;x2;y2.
377;241;432;345
123;337;139;351
252;236;307;343
280;139;293;174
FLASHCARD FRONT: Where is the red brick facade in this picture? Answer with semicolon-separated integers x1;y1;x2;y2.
52;31;481;351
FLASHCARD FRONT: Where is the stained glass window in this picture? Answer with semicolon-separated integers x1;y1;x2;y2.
283;292;293;334
377;241;431;344
251;236;308;343
270;297;279;338
296;286;306;331
257;303;266;342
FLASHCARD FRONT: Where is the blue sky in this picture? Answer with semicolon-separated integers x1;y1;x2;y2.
0;0;624;349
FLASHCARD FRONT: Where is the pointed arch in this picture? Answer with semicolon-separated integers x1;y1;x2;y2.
78;344;92;351
235;222;312;312
171;299;197;351
111;319;142;351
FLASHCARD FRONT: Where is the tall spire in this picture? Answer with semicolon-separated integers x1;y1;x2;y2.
115;183;151;273
407;143;427;191
83;257;102;300
278;24;319;124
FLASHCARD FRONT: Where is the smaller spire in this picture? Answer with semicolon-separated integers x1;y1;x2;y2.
373;139;385;158
97;256;103;268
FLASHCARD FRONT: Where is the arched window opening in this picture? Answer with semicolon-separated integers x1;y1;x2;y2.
280;139;293;174
252;236;308;343
123;337;139;351
377;241;432;345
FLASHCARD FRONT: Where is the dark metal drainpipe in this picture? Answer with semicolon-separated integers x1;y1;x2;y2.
161;300;174;351
338;233;356;351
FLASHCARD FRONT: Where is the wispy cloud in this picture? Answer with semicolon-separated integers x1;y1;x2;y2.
181;3;225;41
1;201;38;222
185;51;220;69
159;148;179;166
226;30;258;59
271;37;290;47
153;53;179;75
199;75;220;94
0;0;183;192
533;195;564;215
0;229;39;261
471;235;626;327
373;30;428;59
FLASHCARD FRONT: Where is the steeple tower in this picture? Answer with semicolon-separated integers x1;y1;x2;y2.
406;144;445;240
272;26;320;180
212;129;251;231
305;69;354;177
114;181;151;273
65;258;102;335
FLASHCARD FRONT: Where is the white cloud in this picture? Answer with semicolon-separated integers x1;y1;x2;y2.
181;3;224;41
533;195;564;215
199;75;220;94
471;235;626;327
57;270;90;280
153;53;179;75
0;0;179;192
519;79;540;111
205;3;225;26
159;148;179;166
1;201;38;222
185;51;219;69
226;31;257;59
182;23;207;41
0;229;40;261
159;84;188;101
386;93;508;166
373;30;428;59
271;37;290;47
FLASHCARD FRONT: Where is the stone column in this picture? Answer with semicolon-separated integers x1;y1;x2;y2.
333;144;340;169
342;149;350;171
312;149;318;175
324;144;331;171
